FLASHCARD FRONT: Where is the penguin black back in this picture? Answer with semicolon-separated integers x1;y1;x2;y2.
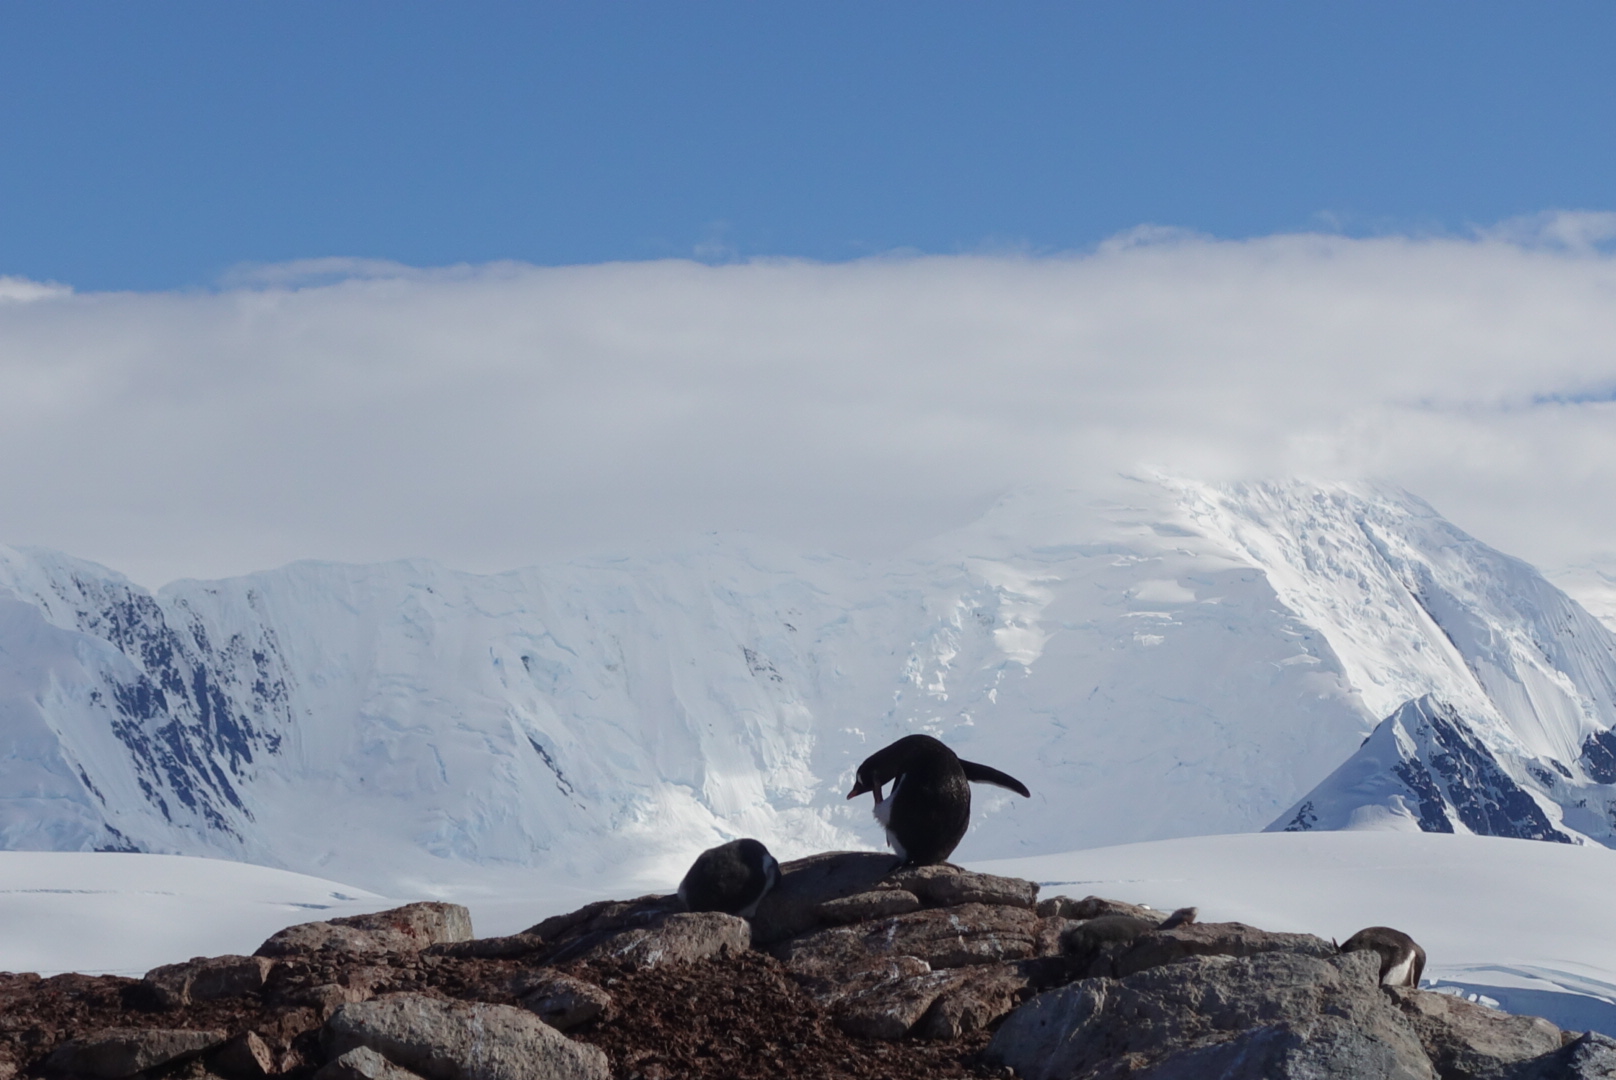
678;838;780;918
1338;926;1426;987
846;734;1030;867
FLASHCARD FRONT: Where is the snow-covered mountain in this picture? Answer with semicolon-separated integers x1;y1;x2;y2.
2;476;1614;894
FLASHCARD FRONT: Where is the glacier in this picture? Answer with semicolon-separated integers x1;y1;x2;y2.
2;475;1615;894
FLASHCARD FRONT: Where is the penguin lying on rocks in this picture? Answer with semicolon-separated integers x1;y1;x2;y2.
678;838;780;918
1337;926;1426;987
846;734;1030;866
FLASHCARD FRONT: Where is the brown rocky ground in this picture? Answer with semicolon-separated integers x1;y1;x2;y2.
2;851;1612;1080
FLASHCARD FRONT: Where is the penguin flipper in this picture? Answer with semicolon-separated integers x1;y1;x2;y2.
960;760;1031;797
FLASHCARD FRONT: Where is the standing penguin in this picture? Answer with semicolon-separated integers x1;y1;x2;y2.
846;734;1030;866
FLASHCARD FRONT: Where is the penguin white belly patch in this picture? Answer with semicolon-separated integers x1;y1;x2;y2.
847;735;1030;866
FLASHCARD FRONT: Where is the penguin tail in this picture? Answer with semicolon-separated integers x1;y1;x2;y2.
960;760;1031;797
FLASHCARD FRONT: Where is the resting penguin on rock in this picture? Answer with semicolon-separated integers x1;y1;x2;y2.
678;838;780;918
1338;926;1427;987
846;734;1031;866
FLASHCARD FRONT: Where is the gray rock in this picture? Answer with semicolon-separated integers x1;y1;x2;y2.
211;1031;275;1079
46;1028;228;1078
1387;986;1562;1077
1113;920;1337;978
792;956;934;1007
424;932;546;960
749;851;898;946
1036;895;1163;921
143;954;275;1007
1500;1030;1616;1079
257;903;473;957
834;969;970;1040
915;962;1031;1040
516;973;614;1031
315;1046;428;1080
523;895;679;943
326;993;609;1080
1062;915;1158;977
779;903;1039;978
885;865;1040;910
985;948;1434;1080
574;911;750;969
815;889;922;924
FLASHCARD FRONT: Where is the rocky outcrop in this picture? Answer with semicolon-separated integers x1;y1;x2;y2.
256;903;474;958
324;995;609;1080
2;854;1605;1080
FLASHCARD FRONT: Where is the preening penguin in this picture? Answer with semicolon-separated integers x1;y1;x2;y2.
846;734;1031;866
1338;926;1426;987
678;838;780;918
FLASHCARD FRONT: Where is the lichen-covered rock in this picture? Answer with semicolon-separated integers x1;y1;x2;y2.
325;993;609;1080
1036;895;1163;922
833;969;970;1040
576;911;751;970
144;954;275;1008
515;972;614;1031
914;962;1031;1040
779;903;1039;978
985;948;1434;1080
212;1030;276;1079
1112;920;1337;978
815;889;922;924
45;1028;228;1078
424;932;546;960
1492;1031;1616;1079
1386;987;1563;1078
749;851;899;945
315;1046;428;1080
885;865;1039;910
257;903;473;958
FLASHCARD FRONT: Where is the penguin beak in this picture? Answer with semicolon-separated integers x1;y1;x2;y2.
846;781;868;799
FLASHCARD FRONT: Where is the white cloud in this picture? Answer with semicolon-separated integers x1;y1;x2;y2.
3;218;1616;587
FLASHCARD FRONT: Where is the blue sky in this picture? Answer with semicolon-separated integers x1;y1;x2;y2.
4;3;1614;290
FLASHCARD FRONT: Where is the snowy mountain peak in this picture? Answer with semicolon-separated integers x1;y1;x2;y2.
3;476;1615;893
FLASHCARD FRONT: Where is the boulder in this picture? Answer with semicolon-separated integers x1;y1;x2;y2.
749;851;898;945
572;911;751;970
1386;986;1562;1078
522;895;684;966
325;994;609;1080
833;969;970;1040
257;903;473;958
778;903;1039;977
985;948;1434;1080
424;932;546;960
914;962;1031;1040
515;973;614;1031
1491;1031;1616;1079
315;1046;428;1080
885;865;1039;910
1036;895;1163;921
1113;920;1337;978
815;889;922;924
45;1028;228;1078
143;954;275;1008
211;1031;276;1079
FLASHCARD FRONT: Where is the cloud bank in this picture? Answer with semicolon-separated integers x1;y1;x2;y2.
2;217;1615;587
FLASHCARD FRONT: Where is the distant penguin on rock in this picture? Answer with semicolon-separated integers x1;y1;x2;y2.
678;838;780;918
1338;926;1426;987
846;734;1030;866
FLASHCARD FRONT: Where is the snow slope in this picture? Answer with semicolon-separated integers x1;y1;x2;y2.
2;476;1615;893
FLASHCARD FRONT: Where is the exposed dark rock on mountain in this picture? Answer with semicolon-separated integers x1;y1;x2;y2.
0;853;1605;1080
